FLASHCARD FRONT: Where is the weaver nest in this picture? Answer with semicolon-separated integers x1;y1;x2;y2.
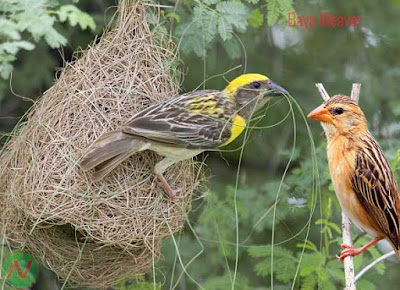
0;0;203;287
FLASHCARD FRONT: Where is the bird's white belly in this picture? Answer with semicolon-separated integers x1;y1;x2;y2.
149;143;203;161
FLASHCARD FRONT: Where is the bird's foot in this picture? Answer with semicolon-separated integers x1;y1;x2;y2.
167;186;184;201
156;174;185;201
338;237;383;262
338;244;361;262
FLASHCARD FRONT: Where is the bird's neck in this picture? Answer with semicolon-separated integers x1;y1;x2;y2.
236;97;269;121
323;125;374;164
321;122;369;143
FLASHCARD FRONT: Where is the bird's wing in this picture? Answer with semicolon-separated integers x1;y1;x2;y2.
351;135;400;246
121;90;236;149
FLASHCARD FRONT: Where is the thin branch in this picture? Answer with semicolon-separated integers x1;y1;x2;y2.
315;83;330;100
350;84;361;103
355;251;396;281
341;212;355;290
142;3;174;8
341;83;362;290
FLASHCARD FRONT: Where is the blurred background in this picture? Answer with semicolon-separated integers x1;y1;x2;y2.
1;0;400;289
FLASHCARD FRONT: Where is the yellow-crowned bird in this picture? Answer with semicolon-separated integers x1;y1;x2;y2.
80;73;287;199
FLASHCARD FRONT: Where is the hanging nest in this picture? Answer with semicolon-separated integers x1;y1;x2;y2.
0;0;203;287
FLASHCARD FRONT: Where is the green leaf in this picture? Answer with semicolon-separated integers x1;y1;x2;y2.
216;1;248;31
266;0;279;26
248;244;297;282
0;63;13;79
391;149;400;180
0;18;21;40
327;221;341;234
320;279;339;290
357;279;377;290
222;37;241;59
326;265;344;283
218;15;233;40
266;0;295;26
1;41;34;54
115;276;162;290
56;5;96;31
248;9;264;28
296;240;318;253
301;274;317;290
248;245;272;258
193;6;218;43
204;274;250;290
44;28;67;48
165;12;181;23
23;14;56;41
298;253;324;277
0;0;95;79
277;0;294;22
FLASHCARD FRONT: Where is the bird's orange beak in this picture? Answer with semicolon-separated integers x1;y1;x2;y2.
307;104;333;123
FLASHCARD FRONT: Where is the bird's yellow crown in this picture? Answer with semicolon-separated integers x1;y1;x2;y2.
223;73;269;96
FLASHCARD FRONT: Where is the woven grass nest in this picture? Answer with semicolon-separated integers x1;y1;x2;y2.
0;0;202;287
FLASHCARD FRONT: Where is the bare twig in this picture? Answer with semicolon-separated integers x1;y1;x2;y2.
315;83;330;101
341;83;361;290
355;250;396;281
314;83;362;290
341;212;356;290
350;83;361;103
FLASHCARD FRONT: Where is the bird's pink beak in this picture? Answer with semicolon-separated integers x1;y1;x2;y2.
307;104;333;124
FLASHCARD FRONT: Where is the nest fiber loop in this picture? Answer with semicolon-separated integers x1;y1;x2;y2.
0;0;202;286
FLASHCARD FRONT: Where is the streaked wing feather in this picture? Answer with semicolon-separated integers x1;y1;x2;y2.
351;135;400;246
122;90;234;149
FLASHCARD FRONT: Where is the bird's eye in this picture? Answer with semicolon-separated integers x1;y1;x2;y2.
335;107;344;115
251;81;261;89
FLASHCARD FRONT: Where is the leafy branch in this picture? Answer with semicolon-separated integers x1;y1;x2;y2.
164;0;295;58
0;0;96;79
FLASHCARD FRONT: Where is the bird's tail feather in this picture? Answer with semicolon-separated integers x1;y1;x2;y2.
80;130;149;181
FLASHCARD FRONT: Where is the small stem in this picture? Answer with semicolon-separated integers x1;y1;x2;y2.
341;84;361;290
315;83;330;100
342;83;361;290
350;84;361;103
342;212;356;290
355;251;396;281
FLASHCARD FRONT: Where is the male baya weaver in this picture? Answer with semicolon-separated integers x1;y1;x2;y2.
81;73;288;199
308;95;400;261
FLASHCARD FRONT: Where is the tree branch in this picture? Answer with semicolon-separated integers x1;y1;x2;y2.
350;84;361;103
355;250;395;281
341;212;356;290
315;83;330;101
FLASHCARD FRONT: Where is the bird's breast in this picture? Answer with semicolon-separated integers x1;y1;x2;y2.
326;137;382;237
220;115;246;146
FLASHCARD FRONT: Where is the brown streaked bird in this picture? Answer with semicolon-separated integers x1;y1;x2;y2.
80;74;287;200
308;95;400;261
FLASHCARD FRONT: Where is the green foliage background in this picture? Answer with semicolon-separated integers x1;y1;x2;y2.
1;0;400;289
